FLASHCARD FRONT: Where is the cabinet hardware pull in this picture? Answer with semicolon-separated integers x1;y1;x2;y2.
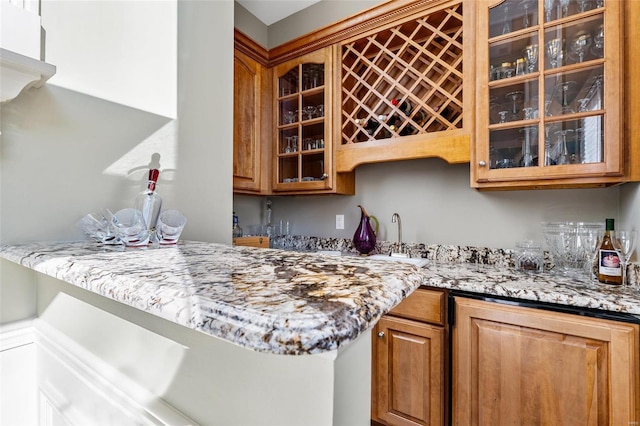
479;161;486;167
378;331;385;338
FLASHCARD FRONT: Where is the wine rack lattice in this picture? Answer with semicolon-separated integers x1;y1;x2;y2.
341;2;464;144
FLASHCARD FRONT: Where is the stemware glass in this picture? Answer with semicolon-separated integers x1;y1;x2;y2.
554;129;574;165
577;0;590;12
613;230;638;287
505;91;524;121
580;227;603;281
544;0;556;22
525;44;539;73
284;110;296;124
546;38;563;68
502;4;512;34
544;98;553;117
592;25;604;58
303;105;317;120
498;110;509;123
519;0;535;28
557;81;577;114
571;31;592;63
544;124;557;165
559;0;571;17
519;127;535;167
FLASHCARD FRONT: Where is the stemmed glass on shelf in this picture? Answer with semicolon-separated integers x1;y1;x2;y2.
559;0;571;17
544;0;555;22
571;31;592;63
613;230;638;288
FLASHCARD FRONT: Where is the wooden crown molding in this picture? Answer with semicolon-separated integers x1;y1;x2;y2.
235;0;456;67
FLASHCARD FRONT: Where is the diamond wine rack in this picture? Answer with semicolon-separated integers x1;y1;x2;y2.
341;2;464;145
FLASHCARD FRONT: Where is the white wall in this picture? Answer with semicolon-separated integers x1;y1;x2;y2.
0;0;233;245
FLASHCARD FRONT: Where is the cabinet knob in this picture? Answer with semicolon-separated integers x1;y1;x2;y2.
378;331;385;338
479;160;487;167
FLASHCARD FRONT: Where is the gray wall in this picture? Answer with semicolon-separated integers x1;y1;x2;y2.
233;0;640;251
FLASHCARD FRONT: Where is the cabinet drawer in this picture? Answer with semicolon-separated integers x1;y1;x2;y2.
233;236;270;248
389;288;445;325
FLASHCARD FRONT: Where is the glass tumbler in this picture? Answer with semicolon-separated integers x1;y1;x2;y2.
112;208;149;247
515;240;544;273
156;210;187;245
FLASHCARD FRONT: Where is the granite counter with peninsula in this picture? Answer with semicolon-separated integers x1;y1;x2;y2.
1;239;639;424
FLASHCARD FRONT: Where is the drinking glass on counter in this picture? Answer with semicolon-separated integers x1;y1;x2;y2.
112;208;149;247
580;227;603;281
613;230;638;287
515;240;543;273
156;210;187;245
78;208;118;244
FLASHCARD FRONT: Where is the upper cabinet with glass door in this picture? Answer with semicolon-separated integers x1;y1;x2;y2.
272;47;354;195
472;0;624;189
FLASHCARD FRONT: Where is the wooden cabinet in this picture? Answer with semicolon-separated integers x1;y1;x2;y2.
452;297;640;424
272;47;354;195
233;38;271;195
232;236;269;248
372;288;447;426
336;0;472;173
471;0;631;189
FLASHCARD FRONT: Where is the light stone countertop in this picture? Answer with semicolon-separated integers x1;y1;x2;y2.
2;240;639;356
0;241;424;355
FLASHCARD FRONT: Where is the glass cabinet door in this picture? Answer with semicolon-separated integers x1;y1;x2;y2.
274;49;332;191
476;0;622;185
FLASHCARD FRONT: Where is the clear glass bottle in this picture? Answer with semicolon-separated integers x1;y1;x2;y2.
597;218;622;285
232;211;243;238
134;169;162;242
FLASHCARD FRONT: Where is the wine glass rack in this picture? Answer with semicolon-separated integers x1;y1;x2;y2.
340;2;464;145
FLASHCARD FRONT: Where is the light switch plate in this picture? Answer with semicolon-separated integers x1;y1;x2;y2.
336;215;344;230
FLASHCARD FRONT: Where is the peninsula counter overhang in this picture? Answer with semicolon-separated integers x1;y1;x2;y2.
0;241;424;355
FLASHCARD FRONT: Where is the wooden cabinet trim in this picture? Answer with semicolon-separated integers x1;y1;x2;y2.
267;0;460;67
388;288;446;325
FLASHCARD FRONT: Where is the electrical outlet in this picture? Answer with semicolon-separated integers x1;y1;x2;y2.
336;214;345;230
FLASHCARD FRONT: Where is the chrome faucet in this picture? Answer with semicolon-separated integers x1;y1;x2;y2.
391;213;407;257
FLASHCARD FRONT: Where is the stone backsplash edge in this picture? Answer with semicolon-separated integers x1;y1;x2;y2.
269;235;640;286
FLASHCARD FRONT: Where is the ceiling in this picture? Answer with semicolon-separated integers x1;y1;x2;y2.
236;0;322;25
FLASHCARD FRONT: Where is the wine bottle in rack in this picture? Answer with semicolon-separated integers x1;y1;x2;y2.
390;98;417;136
355;115;389;139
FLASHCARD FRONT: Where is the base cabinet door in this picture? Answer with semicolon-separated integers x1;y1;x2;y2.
372;315;444;426
452;297;640;425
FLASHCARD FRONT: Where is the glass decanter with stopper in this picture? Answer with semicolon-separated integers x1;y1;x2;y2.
134;169;163;243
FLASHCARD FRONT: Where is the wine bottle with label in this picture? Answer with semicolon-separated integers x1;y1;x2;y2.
597;218;622;285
